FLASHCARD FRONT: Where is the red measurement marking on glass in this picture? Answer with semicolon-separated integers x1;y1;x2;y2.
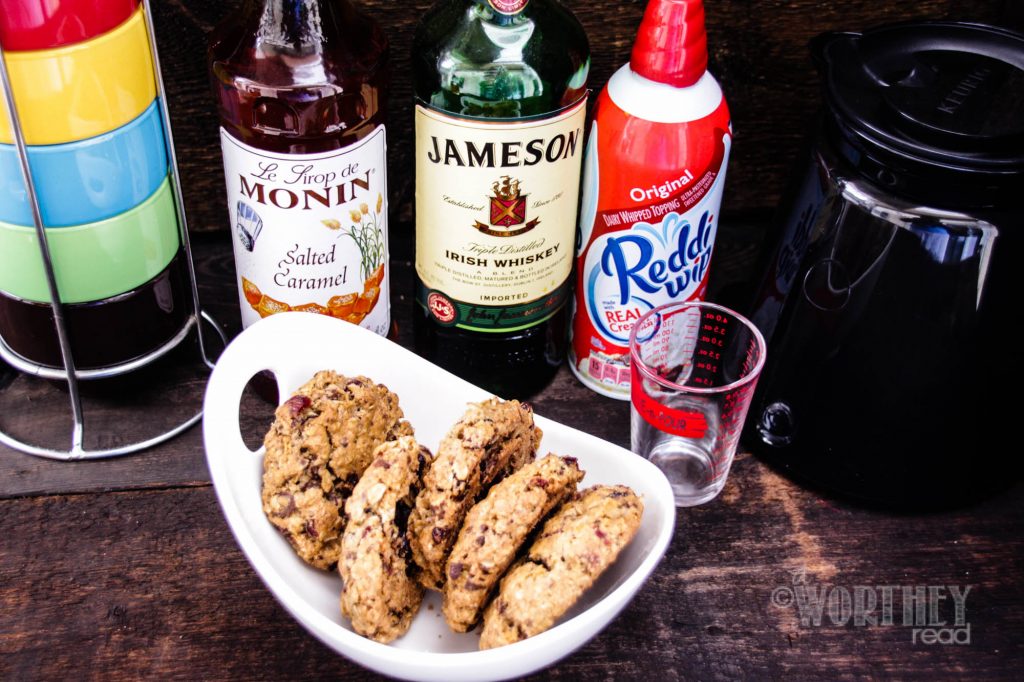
632;364;710;439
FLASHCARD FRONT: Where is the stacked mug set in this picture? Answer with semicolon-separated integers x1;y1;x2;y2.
0;0;190;371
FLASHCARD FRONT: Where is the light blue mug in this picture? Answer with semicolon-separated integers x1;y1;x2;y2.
0;98;167;227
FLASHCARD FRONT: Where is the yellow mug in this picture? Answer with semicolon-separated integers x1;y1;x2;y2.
0;6;156;145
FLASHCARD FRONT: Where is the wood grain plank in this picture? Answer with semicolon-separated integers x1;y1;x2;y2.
1;467;1021;679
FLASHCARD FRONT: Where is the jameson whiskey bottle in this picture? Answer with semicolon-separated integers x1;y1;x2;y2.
413;0;590;397
208;0;390;336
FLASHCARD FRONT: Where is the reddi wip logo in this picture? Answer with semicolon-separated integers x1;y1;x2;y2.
584;209;715;345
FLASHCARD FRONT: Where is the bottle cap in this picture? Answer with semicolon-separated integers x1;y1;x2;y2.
630;0;708;88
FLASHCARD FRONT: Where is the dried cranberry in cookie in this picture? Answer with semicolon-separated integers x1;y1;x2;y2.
479;485;643;649
443;454;584;632
409;398;542;590
261;371;413;570
340;436;431;643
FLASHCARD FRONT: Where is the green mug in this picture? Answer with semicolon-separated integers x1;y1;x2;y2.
0;176;180;304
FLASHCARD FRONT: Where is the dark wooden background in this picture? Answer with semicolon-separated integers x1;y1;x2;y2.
156;0;1020;241
2;2;1024;680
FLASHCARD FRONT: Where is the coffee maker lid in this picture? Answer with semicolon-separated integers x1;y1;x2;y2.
814;22;1024;208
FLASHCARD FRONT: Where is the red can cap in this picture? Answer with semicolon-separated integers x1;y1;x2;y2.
0;0;140;52
630;0;709;88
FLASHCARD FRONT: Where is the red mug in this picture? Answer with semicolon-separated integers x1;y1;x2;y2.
0;0;139;51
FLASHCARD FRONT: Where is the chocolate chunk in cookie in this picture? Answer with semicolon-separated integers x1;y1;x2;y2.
479;485;643;649
443;454;584;632
409;398;542;590
340;436;431;643
261;371;412;570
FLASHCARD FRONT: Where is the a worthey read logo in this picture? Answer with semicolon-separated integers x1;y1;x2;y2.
770;570;973;646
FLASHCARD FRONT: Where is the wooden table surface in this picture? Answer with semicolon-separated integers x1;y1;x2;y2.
1;226;1022;680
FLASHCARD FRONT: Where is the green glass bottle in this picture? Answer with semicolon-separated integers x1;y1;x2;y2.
413;0;590;398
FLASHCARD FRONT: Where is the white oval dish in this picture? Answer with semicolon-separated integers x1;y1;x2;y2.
202;312;676;681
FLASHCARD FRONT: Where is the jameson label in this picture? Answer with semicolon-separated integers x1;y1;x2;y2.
415;99;586;332
220;126;389;335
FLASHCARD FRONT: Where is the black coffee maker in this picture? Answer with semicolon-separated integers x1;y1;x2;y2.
747;22;1023;508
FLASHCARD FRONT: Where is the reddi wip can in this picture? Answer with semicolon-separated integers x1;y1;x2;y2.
568;12;732;400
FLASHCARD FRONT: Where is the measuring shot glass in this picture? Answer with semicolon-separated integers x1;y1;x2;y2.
630;302;766;506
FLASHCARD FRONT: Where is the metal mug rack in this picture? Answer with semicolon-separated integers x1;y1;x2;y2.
0;0;225;460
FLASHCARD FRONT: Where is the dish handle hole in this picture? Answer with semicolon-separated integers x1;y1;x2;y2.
238;370;279;453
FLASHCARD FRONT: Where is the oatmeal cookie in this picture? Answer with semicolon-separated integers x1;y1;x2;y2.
409;398;541;590
442;454;584;632
479;485;643;649
261;371;413;569
340;436;431;643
